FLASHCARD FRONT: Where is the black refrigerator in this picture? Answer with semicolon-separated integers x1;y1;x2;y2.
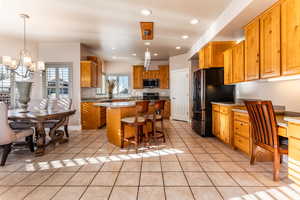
192;68;235;137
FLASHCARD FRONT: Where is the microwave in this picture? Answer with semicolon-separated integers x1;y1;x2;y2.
143;79;160;88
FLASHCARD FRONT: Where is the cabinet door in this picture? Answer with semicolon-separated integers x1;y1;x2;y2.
232;41;245;83
245;19;260;81
91;62;97;87
282;0;300;75
163;100;171;119
81;61;92;87
219;113;230;144
81;103;101;130
212;111;220;137
204;45;211;67
224;49;233;85
133;66;144;89
260;3;281;79
159;66;169;89
199;49;205;69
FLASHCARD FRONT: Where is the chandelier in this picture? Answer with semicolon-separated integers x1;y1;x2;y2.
0;14;45;79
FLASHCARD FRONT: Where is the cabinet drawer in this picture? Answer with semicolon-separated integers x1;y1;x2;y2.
278;126;287;138
220;106;230;114
234;135;250;155
288;123;300;139
234;120;250;138
234;112;249;123
212;104;220;112
289;137;300;162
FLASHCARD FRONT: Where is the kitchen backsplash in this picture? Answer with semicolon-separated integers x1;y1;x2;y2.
81;87;170;99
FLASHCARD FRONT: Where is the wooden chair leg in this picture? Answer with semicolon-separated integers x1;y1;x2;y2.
135;126;139;153
26;135;35;152
64;125;69;138
152;121;158;146
250;144;257;165
121;123;125;149
273;151;281;181
1;144;12;166
161;120;166;143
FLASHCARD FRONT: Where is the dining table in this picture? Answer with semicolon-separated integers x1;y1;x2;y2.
8;108;76;156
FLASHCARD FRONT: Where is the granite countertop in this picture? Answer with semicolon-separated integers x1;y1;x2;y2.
81;96;170;103
95;101;136;108
211;102;244;106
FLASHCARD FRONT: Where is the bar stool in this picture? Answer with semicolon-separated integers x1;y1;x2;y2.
120;101;150;151
147;100;166;145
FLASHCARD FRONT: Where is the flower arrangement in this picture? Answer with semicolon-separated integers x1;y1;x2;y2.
106;79;117;99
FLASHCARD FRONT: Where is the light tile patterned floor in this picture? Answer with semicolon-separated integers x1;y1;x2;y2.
0;120;298;200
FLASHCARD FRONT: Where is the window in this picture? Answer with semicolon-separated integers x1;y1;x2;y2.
43;63;72;98
106;74;130;95
0;65;11;105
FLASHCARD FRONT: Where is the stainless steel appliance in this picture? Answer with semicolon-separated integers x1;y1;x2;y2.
143;79;160;88
143;92;159;100
192;68;235;137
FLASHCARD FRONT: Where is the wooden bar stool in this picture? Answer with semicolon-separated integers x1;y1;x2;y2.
245;100;288;181
147;100;166;145
120;101;150;151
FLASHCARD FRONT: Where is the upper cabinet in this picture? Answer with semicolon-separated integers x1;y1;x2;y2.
81;61;97;88
133;65;144;89
281;0;300;75
223;49;233;85
159;65;169;89
224;41;245;84
232;41;245;83
245;19;260;81
199;41;235;69
133;65;169;89
260;3;281;79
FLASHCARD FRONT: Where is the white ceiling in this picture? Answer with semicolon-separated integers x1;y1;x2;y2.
0;0;232;61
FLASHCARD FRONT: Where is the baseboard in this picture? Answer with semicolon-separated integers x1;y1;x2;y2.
68;125;82;131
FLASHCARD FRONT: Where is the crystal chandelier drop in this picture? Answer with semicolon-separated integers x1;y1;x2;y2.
0;14;45;79
144;48;151;71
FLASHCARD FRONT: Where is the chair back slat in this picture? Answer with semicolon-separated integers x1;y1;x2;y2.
245;101;279;149
154;100;165;115
136;101;150;117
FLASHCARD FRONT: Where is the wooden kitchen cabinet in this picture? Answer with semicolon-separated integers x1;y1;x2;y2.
133;65;144;89
81;61;97;88
87;56;103;88
163;100;171;119
212;104;238;145
81;102;106;130
159;65;169;89
223;49;233;85
245;19;260;81
233;111;251;154
260;2;281;79
232;41;245;83
198;41;235;69
281;0;300;76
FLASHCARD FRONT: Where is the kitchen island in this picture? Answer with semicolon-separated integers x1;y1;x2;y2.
94;101;169;147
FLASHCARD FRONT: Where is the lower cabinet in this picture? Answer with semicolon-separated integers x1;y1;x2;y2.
212;104;239;145
287;122;300;184
81;102;106;130
233;111;251;154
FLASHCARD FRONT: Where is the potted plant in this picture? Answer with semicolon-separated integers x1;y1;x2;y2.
106;79;117;99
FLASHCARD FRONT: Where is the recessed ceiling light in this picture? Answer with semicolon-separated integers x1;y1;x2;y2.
141;9;152;16
112;56;117;59
132;53;137;56
153;53;158;56
182;35;189;39
144;42;151;46
176;46;181;50
190;18;199;25
112;47;116;50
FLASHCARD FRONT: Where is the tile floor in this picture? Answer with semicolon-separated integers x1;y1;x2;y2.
0;120;298;200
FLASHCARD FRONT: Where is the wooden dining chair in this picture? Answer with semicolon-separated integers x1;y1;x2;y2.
147;100;166;145
120;100;150;151
245;100;288;181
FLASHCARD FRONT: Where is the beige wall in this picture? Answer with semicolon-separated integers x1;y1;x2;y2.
236;79;300;112
38;43;81;126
